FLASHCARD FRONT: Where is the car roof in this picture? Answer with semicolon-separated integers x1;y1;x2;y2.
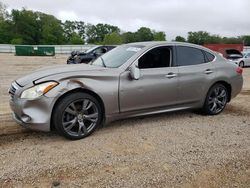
126;41;204;48
125;41;215;54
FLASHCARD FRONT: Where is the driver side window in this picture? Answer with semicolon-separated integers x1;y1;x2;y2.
138;46;172;69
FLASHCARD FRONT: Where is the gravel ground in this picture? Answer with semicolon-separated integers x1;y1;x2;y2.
0;54;250;187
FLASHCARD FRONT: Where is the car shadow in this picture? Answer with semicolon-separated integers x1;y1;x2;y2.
101;109;194;130
0;110;194;145
2;104;247;145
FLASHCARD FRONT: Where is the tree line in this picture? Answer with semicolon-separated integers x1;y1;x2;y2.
0;2;250;45
175;31;250;46
0;4;165;45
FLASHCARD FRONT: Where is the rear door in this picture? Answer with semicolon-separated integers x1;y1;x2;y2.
176;46;215;105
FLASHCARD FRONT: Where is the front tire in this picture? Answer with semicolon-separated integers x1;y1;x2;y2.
53;92;102;140
202;84;228;115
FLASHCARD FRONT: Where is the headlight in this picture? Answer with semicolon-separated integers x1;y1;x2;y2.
21;81;58;99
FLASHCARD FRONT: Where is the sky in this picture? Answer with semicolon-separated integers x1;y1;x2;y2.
1;0;250;40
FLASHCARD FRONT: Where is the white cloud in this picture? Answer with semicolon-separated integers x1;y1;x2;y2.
1;0;249;39
58;11;79;21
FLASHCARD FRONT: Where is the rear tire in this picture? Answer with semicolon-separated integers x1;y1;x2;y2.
202;84;228;115
53;92;102;140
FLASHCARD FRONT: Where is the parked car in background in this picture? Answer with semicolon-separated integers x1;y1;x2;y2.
225;49;243;60
67;45;116;64
203;44;244;57
9;42;243;140
225;49;250;67
203;44;247;67
66;50;78;64
223;49;244;67
236;52;250;67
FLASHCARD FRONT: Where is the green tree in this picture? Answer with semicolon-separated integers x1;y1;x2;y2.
221;37;242;44
86;23;120;44
122;32;137;43
187;31;243;45
103;32;123;45
175;36;186;42
0;2;7;21
135;27;154;42
241;35;250;46
63;20;77;41
11;38;23;44
0;3;15;44
206;34;222;44
85;24;97;44
69;33;84;44
10;9;66;45
153;31;166;41
75;21;85;42
11;9;41;44
39;13;65;44
187;31;211;45
0;19;13;43
63;21;85;44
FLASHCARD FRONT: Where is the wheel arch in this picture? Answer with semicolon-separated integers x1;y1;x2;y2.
239;60;244;67
50;87;106;131
209;81;232;102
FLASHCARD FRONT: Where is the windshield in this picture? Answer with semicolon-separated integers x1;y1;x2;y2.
91;45;144;68
85;46;99;53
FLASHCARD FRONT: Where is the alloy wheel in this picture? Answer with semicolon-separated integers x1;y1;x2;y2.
62;99;99;137
208;86;227;114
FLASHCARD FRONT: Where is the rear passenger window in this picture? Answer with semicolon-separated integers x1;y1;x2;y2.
204;51;215;62
176;46;205;66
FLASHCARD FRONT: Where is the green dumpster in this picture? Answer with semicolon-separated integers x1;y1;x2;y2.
36;47;55;56
15;46;55;56
15;46;34;56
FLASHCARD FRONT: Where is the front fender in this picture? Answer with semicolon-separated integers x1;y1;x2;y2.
44;77;120;118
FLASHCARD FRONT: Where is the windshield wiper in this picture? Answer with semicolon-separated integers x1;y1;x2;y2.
100;56;106;67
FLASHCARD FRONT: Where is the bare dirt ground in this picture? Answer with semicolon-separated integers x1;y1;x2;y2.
0;53;250;188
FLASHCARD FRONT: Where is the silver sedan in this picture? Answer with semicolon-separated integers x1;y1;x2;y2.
9;42;243;139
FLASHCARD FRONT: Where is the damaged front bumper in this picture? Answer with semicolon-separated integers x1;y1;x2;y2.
9;82;54;132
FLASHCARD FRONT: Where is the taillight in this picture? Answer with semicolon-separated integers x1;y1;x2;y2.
236;67;243;74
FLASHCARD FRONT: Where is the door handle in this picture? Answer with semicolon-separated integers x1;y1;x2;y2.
204;69;213;74
165;73;177;78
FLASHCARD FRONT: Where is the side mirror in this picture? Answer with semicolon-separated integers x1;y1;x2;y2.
129;62;140;80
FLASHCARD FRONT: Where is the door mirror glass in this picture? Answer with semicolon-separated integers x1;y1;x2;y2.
129;62;140;80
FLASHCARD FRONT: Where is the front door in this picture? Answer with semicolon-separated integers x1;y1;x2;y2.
119;46;179;112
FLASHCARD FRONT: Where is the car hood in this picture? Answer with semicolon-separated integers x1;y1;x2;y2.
16;64;105;87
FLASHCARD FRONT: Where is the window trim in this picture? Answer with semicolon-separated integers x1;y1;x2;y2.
175;46;211;67
203;50;216;63
138;46;172;70
127;45;175;71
